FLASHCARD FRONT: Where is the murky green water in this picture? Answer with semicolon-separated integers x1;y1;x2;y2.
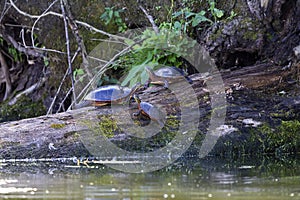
0;156;299;199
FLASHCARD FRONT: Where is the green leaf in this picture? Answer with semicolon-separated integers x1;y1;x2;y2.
199;10;206;16
43;57;49;66
108;9;113;19
129;76;139;87
172;10;184;18
121;64;144;86
209;1;216;9
73;68;85;81
192;14;210;27
185;11;195;18
214;8;224;18
140;69;149;84
114;11;120;18
173;21;182;31
124;38;135;46
100;12;107;20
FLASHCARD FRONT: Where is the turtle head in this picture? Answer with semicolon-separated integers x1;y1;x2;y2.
145;66;155;74
131;82;141;91
144;66;157;81
133;94;141;104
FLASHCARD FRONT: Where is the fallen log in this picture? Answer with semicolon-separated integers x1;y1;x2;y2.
0;63;299;159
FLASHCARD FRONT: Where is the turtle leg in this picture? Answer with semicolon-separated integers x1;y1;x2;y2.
133;109;142;117
163;79;169;89
185;76;193;84
156;119;164;128
144;79;150;89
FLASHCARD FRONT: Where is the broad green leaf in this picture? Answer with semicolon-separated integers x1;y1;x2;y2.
173;21;182;31
192;14;210;27
185;12;195;18
129;76;139;87
209;1;216;9
124;38;135;46
114;11;120;18
214;8;224;18
73;68;85;82
121;64;144;86
140;69;149;84
108;10;113;20
199;10;206;16
172;10;184;18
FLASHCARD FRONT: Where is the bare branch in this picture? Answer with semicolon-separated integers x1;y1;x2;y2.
56;86;72;113
9;77;47;105
0;0;11;23
138;5;159;34
47;66;70;115
8;0;61;18
60;0;75;100
8;0;128;41
0;25;44;57
68;38;145;110
61;0;92;79
31;0;59;48
47;0;75;115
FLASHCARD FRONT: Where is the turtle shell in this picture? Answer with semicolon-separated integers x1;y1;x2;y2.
139;102;165;127
139;101;154;117
154;67;184;78
84;85;132;104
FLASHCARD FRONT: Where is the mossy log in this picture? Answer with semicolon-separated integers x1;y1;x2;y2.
0;64;299;159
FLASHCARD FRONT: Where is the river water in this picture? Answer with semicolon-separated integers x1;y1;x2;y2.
0;156;299;199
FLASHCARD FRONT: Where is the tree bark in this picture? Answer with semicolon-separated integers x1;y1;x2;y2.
0;51;12;100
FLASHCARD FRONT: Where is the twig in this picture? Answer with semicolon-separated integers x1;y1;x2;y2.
47;65;70;115
0;26;44;57
31;0;59;47
56;86;72;113
61;0;75;99
4;23;40;30
62;0;92;79
1;21;63;56
9;77;47;105
68;38;145;110
47;0;75;115
87;55;108;64
138;5;159;34
0;0;10;23
20;28;27;47
8;0;127;41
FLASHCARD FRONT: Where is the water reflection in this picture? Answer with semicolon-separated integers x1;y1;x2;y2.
0;156;299;199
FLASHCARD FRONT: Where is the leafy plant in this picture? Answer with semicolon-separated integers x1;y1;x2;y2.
171;0;227;31
43;56;49;67
73;68;85;82
8;46;23;62
103;0;234;87
172;8;212;30
100;7;127;32
227;10;237;21
208;0;224;22
120;27;196;87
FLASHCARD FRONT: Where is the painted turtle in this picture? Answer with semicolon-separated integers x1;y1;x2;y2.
133;94;165;127
145;66;193;88
83;83;140;107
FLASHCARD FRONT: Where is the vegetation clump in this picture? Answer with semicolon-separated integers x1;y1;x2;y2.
97;115;119;138
0;96;46;123
256;120;300;154
50;123;66;129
